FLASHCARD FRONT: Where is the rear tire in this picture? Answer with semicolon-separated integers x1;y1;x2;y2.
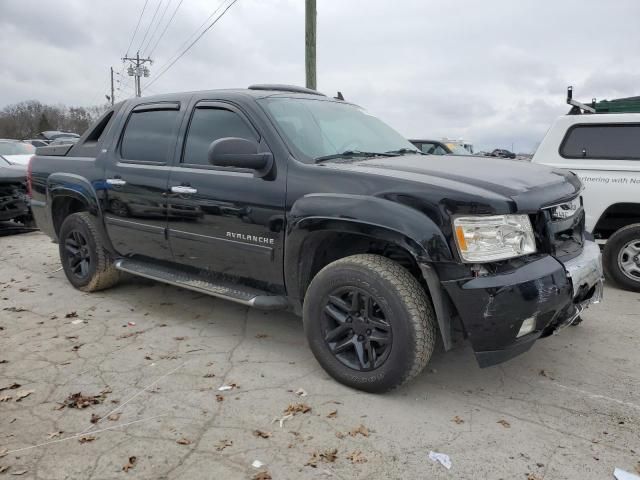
603;224;640;292
58;212;120;292
303;254;436;393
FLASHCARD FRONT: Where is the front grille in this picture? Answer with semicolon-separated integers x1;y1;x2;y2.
532;197;585;262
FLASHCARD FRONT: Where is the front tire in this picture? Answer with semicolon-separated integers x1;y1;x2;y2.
303;254;436;393
59;212;120;292
603;224;640;292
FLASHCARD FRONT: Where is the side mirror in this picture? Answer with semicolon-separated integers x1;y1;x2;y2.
208;137;273;174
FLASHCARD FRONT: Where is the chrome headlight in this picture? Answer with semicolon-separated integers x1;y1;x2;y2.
453;214;536;263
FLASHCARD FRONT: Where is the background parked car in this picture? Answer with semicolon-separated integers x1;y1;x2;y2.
0;139;36;166
410;139;471;155
490;148;516;159
49;136;79;146
24;139;49;147
36;131;80;142
0;154;31;226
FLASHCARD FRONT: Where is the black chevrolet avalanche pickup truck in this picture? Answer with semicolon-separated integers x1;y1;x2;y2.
28;85;604;392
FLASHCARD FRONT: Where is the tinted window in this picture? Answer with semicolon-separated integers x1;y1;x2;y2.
561;124;640;160
182;108;256;166
121;109;179;162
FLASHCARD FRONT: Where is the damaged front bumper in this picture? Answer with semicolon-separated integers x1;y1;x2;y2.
441;240;603;368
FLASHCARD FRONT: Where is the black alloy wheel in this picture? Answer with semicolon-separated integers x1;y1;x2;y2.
58;212;120;292
63;229;92;280
321;287;393;371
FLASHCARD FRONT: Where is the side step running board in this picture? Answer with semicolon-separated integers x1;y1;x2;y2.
114;259;289;311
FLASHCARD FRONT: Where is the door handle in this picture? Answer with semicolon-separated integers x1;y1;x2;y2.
171;185;198;194
106;178;127;186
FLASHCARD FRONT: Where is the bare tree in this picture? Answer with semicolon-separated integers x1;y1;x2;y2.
0;100;109;139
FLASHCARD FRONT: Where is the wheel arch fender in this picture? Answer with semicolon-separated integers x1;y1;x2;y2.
48;174;114;252
285;194;455;350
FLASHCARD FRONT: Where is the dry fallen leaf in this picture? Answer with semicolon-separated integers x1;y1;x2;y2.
176;438;192;445
78;435;96;444
326;410;338;419
0;383;21;392
284;403;311;415
335;431;345;439
306;449;338;468
253;430;272;439
47;431;63;439
294;388;307;397
65;311;78;318
452;415;464;424
215;439;233;451
346;450;368;464
527;474;542;480
15;390;34;402
107;413;121;421
348;424;369;437
90;413;101;424
215;394;224;402
497;419;511;428
122;456;137;472
252;471;272;480
60;390;109;409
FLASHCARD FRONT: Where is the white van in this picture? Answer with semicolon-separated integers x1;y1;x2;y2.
532;110;640;291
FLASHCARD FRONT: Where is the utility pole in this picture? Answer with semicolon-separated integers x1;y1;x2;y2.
305;0;316;90
122;51;153;97
110;66;115;106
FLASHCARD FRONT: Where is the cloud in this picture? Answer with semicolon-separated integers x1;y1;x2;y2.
1;0;639;152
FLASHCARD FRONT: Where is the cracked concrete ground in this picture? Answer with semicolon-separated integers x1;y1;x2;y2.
1;231;639;479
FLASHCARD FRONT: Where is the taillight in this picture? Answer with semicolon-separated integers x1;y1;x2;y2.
26;155;34;198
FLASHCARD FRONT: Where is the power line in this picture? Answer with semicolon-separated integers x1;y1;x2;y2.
141;0;172;55
136;0;163;54
125;0;150;57
154;0;230;70
147;0;184;57
146;0;239;89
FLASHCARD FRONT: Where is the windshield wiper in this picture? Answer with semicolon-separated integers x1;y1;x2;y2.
384;148;423;155
314;150;398;164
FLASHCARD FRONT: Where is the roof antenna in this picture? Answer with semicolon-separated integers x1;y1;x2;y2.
334;91;345;101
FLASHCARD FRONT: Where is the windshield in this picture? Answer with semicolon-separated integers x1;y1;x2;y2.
258;98;416;162
0;141;36;155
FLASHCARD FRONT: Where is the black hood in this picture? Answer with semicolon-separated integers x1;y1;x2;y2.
323;154;581;212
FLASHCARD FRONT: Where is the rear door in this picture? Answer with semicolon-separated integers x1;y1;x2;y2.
103;101;183;261
166;99;286;290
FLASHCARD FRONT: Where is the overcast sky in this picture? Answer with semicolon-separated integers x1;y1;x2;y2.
1;0;639;152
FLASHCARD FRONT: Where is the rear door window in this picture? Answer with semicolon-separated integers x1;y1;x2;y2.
120;107;180;163
560;124;640;160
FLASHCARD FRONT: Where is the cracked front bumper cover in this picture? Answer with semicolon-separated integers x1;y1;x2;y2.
442;240;603;368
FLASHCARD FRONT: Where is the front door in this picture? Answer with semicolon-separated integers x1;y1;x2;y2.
166;101;286;291
103;102;183;261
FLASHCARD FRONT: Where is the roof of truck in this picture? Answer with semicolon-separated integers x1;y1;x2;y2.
131;84;345;104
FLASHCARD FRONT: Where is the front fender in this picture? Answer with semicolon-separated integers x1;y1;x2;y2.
285;193;453;300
